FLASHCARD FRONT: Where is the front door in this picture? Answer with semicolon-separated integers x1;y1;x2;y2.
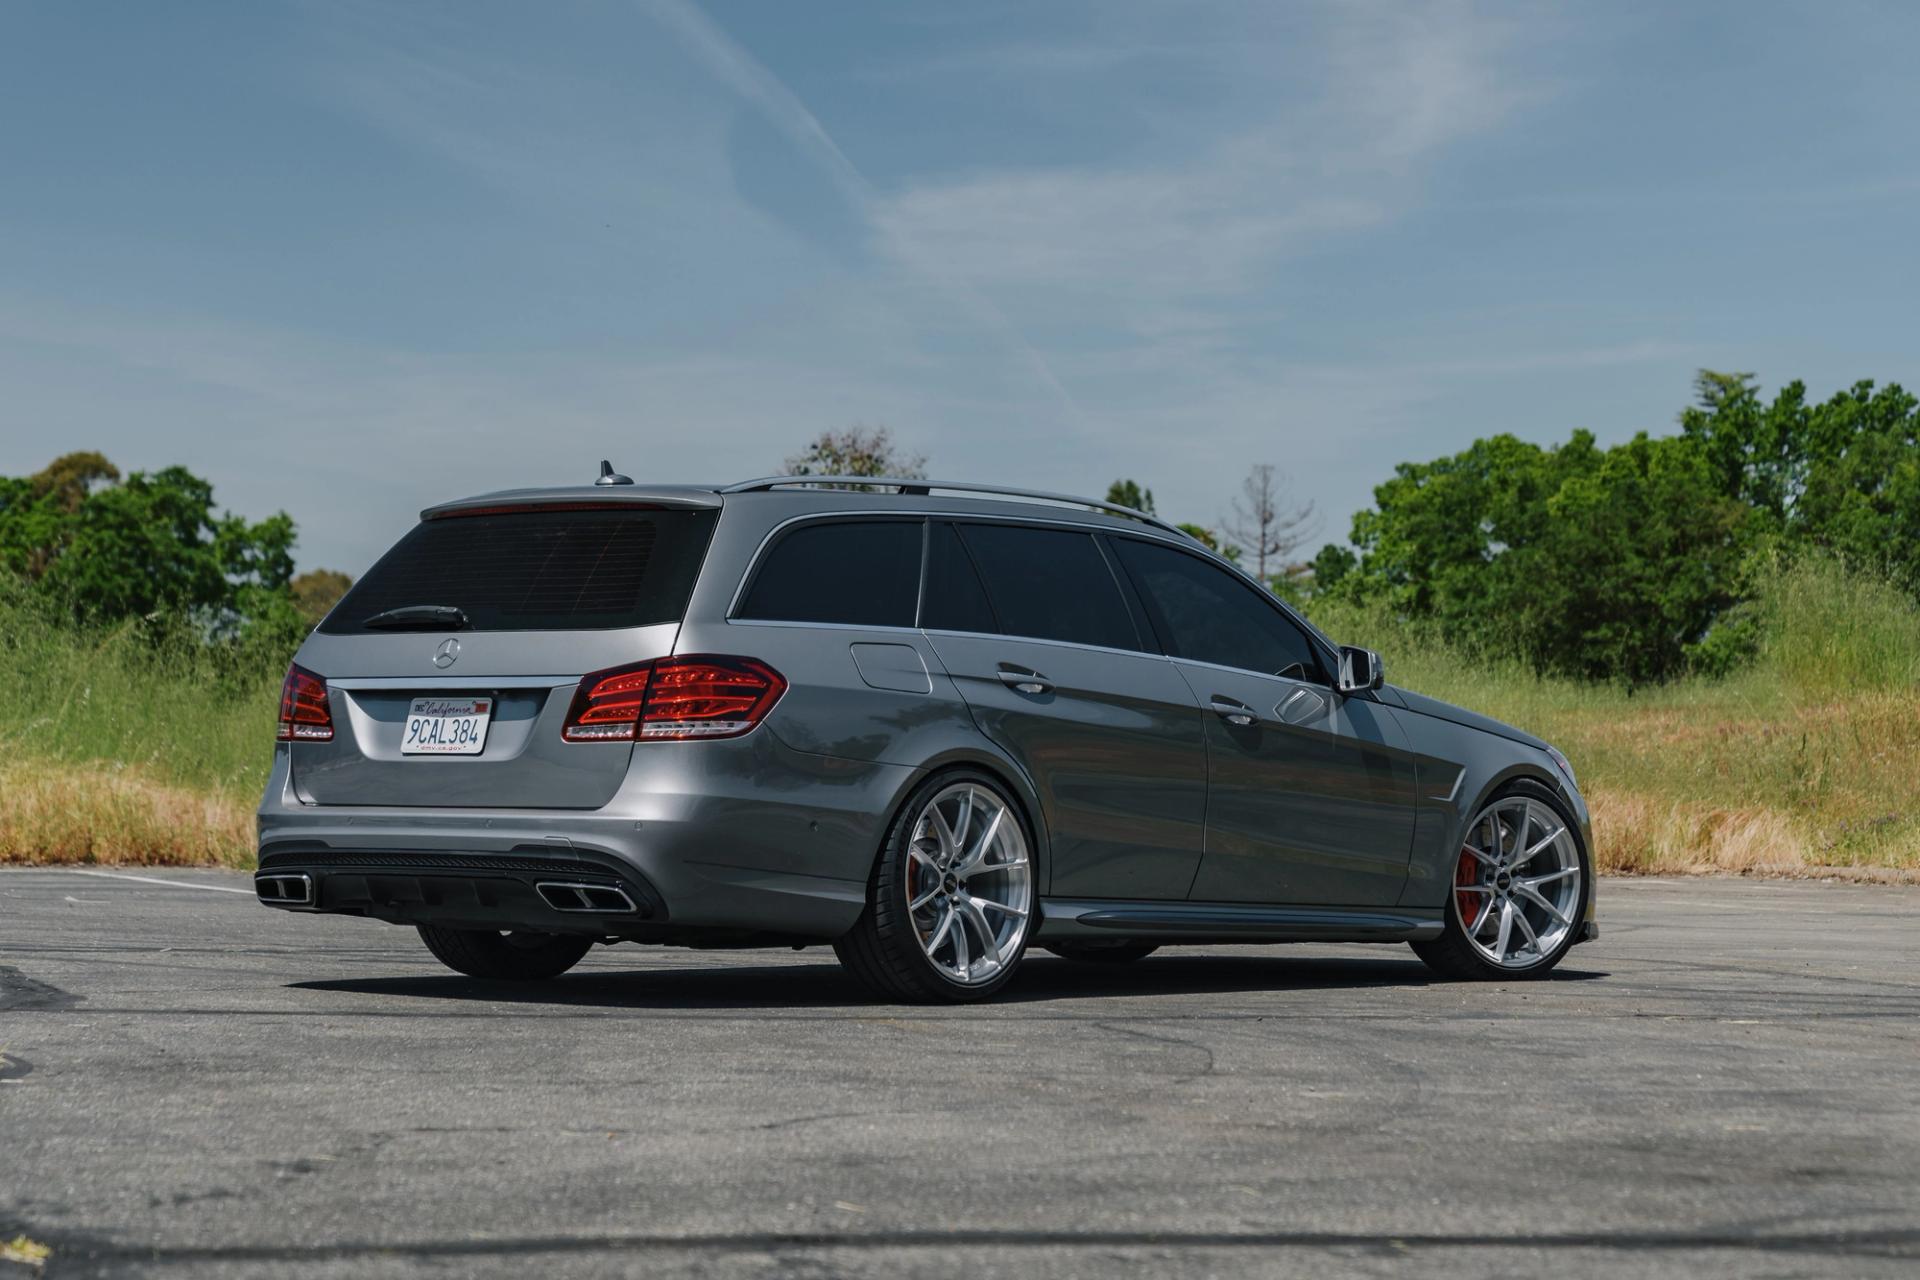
1177;665;1418;905
1107;536;1419;906
922;520;1209;901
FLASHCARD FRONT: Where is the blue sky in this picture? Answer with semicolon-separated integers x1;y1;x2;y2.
3;1;1917;575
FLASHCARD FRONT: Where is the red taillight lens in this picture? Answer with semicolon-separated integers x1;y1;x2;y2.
561;656;785;743
562;662;655;742
277;664;334;742
639;656;786;739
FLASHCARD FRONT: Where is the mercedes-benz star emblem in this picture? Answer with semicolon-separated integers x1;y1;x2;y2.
433;638;461;669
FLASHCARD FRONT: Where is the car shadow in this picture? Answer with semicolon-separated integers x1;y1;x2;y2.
290;952;1608;1011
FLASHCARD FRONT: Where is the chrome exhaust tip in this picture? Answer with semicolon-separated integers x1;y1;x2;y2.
256;873;314;907
535;882;638;914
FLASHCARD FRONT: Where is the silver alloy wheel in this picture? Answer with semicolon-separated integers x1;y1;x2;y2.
905;782;1033;985
1452;795;1582;970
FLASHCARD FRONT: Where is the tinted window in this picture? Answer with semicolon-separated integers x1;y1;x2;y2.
323;508;716;634
922;522;999;634
735;519;921;628
1113;538;1323;680
957;523;1141;651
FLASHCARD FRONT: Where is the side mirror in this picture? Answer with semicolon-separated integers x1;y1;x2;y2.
1337;645;1384;695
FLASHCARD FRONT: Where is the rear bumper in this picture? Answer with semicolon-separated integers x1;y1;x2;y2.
254;848;674;938
255;736;917;943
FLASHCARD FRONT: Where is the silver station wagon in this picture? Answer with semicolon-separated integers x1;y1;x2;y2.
258;469;1597;1002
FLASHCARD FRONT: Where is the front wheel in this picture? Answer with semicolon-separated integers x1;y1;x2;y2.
1410;781;1589;981
416;925;593;980
834;771;1036;1003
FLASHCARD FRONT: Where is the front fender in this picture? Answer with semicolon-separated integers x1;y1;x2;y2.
1390;712;1594;921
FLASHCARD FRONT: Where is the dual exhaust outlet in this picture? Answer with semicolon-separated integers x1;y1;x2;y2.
255;873;637;915
535;882;638;914
256;874;314;907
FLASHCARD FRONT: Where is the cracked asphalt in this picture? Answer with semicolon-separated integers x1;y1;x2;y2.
2;869;1917;1278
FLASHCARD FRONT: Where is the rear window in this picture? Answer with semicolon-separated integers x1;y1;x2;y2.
321;508;717;634
956;523;1142;651
734;519;922;628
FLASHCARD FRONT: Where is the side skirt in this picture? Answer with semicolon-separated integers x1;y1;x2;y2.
1035;899;1443;944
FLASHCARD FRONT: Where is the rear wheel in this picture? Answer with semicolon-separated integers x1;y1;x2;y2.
1044;941;1160;964
835;771;1036;1003
416;925;593;980
1411;781;1588;981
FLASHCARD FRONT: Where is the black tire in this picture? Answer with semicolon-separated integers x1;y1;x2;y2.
834;769;1036;1004
1410;777;1591;981
1044;941;1160;964
416;925;593;980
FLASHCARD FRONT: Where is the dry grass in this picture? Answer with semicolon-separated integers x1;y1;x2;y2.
1588;787;1809;875
0;760;254;869
1526;691;1920;876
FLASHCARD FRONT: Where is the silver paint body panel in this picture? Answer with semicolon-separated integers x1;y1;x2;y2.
260;485;1597;944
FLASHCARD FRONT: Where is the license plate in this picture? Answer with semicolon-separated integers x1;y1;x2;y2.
401;697;492;755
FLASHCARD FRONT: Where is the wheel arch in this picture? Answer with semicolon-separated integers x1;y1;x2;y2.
1418;764;1591;912
868;742;1051;896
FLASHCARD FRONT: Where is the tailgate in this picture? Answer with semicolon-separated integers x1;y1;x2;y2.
288;502;715;809
289;626;680;809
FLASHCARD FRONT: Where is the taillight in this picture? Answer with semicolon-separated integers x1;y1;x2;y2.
640;656;786;739
562;656;785;743
277;664;334;742
562;662;654;742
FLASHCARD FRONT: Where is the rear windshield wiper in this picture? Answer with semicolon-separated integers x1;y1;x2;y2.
362;605;469;631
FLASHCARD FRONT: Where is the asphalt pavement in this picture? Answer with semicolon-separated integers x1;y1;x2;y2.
2;869;1916;1278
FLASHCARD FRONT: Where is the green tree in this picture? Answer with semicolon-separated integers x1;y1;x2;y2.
1175;523;1240;563
1308;544;1356;592
1680;372;1920;587
291;569;354;626
0;455;298;630
1105;479;1155;515
1340;428;1745;683
783;426;927;479
30;450;120;512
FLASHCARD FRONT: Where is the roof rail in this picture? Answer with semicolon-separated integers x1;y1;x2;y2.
719;476;1199;543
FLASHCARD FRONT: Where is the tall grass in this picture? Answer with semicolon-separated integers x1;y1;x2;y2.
0;593;283;792
1750;550;1920;695
2;555;1917;874
0;590;281;865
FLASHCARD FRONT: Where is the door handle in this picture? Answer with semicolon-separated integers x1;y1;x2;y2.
996;666;1052;695
1209;697;1257;727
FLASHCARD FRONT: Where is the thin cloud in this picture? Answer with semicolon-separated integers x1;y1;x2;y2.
640;0;1089;431
870;1;1541;309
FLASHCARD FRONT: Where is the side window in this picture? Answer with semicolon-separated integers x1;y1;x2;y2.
1112;538;1324;681
956;523;1142;651
735;519;921;628
922;522;999;634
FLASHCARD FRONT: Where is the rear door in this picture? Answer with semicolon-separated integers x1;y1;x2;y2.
1108;536;1419;906
921;520;1208;901
291;503;717;808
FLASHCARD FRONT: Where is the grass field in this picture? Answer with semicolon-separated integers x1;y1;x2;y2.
0;604;276;868
2;555;1916;875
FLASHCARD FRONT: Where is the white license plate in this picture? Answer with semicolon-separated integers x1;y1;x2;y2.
401;697;492;755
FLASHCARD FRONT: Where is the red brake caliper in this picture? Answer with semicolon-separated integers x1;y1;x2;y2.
1454;848;1483;929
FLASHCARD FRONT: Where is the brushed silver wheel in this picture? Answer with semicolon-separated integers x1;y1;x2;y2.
905;782;1033;986
1451;794;1583;970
